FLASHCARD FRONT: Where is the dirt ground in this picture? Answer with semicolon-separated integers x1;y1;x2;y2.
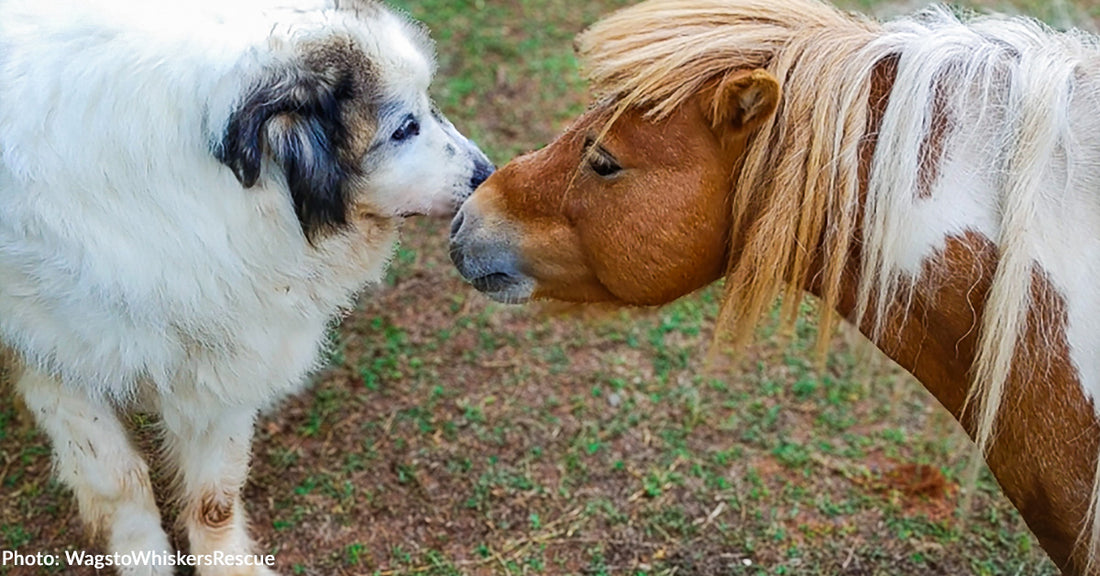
4;1;1098;575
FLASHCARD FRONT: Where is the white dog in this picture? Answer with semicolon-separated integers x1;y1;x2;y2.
0;0;492;573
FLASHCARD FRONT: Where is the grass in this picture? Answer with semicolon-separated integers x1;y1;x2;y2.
3;1;1099;575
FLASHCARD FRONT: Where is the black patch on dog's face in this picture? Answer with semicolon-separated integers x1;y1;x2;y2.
216;64;363;241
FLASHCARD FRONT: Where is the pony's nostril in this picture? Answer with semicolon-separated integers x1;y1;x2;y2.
450;211;465;238
448;243;466;271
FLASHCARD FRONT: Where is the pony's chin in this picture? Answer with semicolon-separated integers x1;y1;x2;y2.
472;274;535;305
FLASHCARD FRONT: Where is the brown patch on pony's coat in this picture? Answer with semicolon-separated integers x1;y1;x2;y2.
828;230;1100;575
916;79;951;199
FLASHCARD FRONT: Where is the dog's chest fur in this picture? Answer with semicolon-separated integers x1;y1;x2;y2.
0;164;397;406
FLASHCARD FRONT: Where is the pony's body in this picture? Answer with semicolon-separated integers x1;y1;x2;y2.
449;1;1100;572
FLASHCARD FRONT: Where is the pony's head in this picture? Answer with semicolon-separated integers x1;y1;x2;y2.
449;0;872;342
449;69;778;305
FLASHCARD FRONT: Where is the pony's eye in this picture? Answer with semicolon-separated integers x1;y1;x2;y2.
589;152;621;177
391;116;420;142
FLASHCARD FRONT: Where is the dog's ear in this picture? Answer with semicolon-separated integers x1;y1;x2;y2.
216;70;356;239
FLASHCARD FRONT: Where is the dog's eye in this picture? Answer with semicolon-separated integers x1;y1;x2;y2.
391;116;420;142
588;151;621;177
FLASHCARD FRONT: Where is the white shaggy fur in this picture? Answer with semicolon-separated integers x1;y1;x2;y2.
0;0;491;574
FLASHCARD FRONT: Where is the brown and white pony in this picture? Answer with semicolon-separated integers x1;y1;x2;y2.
448;0;1100;573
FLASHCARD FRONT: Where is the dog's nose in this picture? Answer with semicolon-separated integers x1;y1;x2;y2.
469;159;494;191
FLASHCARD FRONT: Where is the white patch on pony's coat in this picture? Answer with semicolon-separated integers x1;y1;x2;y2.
865;9;1100;414
1030;95;1100;409
889;148;1000;276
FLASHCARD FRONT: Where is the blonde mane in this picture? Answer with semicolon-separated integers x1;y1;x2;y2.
578;0;1100;564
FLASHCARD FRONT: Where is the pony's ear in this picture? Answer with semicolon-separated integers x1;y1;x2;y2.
216;70;357;239
707;69;780;133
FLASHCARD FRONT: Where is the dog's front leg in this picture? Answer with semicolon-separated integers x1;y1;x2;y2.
161;403;276;576
15;368;174;576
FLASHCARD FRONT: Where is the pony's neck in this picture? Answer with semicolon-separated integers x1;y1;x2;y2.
796;56;1100;576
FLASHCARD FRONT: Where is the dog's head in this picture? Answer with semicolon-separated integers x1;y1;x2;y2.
215;2;493;241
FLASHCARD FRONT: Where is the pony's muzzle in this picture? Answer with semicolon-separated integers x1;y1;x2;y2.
449;200;534;304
